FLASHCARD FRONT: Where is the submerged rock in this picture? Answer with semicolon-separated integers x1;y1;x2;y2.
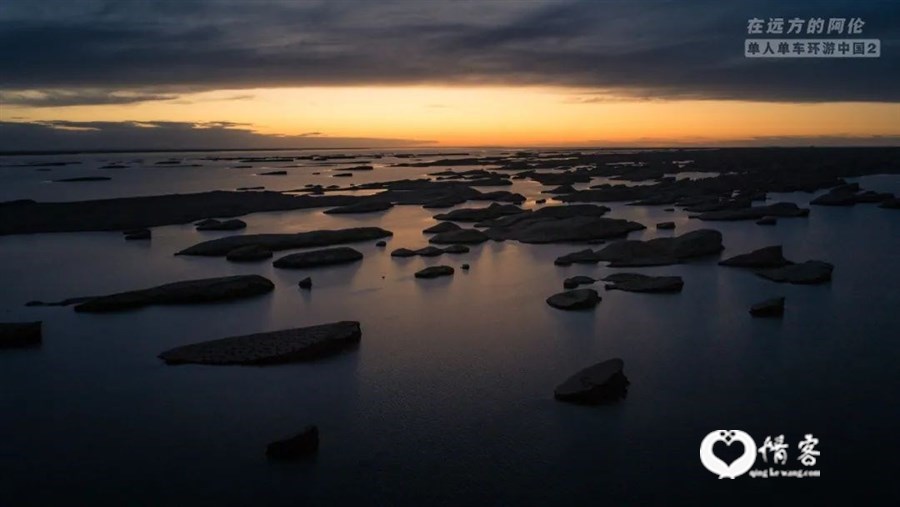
196;218;247;231
324;201;393;214
267;426;319;460
159;321;361;365
563;276;595;289
719;245;791;268
73;275;274;313
756;261;833;284
177;227;392;256
0;322;42;348
602;273;684;293
546;289;601;310
123;228;151;240
554;358;629;404
225;244;273;262
750;297;785;317
756;216;777;225
414;265;455;279
273;247;363;268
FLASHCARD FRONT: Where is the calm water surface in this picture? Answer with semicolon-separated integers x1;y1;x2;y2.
1;151;897;505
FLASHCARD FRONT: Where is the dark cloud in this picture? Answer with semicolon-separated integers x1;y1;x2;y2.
0;120;432;152
0;0;898;103
0;89;178;107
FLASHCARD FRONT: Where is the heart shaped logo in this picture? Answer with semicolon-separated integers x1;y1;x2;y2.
700;430;757;479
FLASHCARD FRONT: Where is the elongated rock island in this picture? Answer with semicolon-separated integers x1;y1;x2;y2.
159;321;362;365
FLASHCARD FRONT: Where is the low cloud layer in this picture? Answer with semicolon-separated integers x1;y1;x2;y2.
0;121;432;152
1;0;898;105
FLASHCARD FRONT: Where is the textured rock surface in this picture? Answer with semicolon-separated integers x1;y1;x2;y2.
414;265;455;279
74;275;274;313
428;228;490;245
273;247;363;268
554;358;629;404
719;245;791;268
756;261;834;284
225;245;273;262
159;321;361;365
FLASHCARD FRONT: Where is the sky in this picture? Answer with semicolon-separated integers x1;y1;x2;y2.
1;0;899;150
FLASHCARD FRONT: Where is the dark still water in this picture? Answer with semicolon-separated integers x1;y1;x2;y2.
1;150;898;505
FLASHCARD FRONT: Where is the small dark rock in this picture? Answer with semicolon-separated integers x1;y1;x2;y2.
756;216;777;225
267;426;319;460
298;277;312;289
0;322;42;348
554;358;628;404
656;221;675;230
375;240;387;247
414;265;455;279
564;276;595;289
546;289;601;310
124;228;151;240
750;297;785;317
274;247;363;269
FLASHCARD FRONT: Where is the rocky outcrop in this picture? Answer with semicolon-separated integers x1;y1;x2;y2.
273;247;363;268
562;229;723;267
225;245;273;262
756;261;833;284
267;426;319;460
433;203;524;222
422;222;462;234
546;289;601;310
414;265;455;279
73;275;274;313
176;227;392;256
0;322;42;348
811;184;894;206
719;245;791;268
563;276;595;289
477;206;642;244
694;202;809;221
602;273;684;292
159;321;361;365
196;218;247;231
750;297;785;317
554;358;629;404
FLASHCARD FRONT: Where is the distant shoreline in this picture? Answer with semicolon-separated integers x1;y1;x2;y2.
2;145;898;157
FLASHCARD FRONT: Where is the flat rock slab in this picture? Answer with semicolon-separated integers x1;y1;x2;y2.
433;203;524;222
554;358;629;404
602;273;684;293
756;260;833;284
159;321;361;365
719;245;791;268
225;244;273;262
273;247;363;269
695;202;809;221
392;245;470;258
0;322;42;348
0;191;366;235
196;218;247;231
750;297;785;317
415;265;455;279
72;275;274;313
422;222;462;234
546;289;601;310
570;229;723;267
177;227;392;256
